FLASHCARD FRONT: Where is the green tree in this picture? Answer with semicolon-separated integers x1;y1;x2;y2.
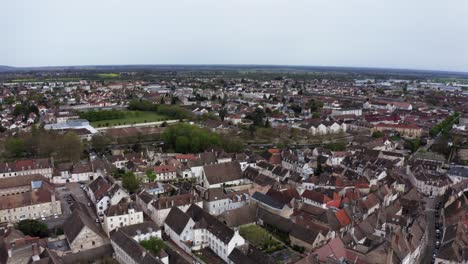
140;237;166;255
146;169;156;182
5;138;25;158
17;219;48;238
91;134;112;153
122;171;139;193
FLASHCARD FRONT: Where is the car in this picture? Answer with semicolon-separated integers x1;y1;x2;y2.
87;202;92;207
436;229;441;234
80;184;85;189
95;218;100;223
53;214;58;219
41;215;45;221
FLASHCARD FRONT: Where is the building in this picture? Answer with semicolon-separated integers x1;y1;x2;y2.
203;187;250;216
0;159;53;179
0;175;61;223
153;165;177;181
373;123;422;138
63;203;107;253
86;176;130;215
136;191;202;226
103;202;144;236
164;204;246;263
201;161;244;189
111;229;167;264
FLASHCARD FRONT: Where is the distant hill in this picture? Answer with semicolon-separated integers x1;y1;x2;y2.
0;65;16;72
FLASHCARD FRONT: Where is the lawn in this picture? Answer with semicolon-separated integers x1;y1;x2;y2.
240;225;284;253
96;73;120;78
91;111;167;127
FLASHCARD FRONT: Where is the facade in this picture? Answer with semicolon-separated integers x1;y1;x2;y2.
373;123;422;138
153;165;177;181
203;188;250;216
0;159;53;179
0;176;61;223
103;202;144;235
63;204;107;253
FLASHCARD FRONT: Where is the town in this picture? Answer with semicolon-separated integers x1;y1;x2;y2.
0;66;467;264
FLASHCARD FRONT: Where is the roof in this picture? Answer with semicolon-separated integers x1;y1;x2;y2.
251;192;285;210
203;161;242;185
111;230;163;264
228;244;276;264
164;207;191;235
118;221;159;237
63;204;104;244
0;174;46;189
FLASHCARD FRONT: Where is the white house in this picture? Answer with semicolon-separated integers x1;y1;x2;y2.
103;202;144;236
164;204;246;263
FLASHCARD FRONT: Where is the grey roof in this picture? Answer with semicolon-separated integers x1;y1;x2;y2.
118;221;159;237
111;231;163;264
164;207;191;235
251;192;285;210
63;203;105;244
203;161;242;185
447;166;468;178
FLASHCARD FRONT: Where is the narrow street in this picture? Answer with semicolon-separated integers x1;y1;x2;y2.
420;197;436;264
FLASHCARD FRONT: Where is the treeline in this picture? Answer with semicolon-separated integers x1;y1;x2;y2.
128;100;193;120
162;123;243;153
429;112;459;137
2;127;83;162
79;110;125;122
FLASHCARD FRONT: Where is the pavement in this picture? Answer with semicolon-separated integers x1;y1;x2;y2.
44;183;98;229
420;197;437;264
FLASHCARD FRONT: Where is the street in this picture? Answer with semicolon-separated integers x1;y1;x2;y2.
420;197;437;264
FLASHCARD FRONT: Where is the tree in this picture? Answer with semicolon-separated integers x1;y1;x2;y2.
219;109;228;121
122;171;139;193
140;237;166;255
17;219;48;238
146;169;156;182
58;132;83;162
91;134;112;153
5;138;25;158
372;131;385;138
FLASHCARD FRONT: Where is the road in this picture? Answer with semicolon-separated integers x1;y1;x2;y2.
420;197;437;264
45;183;98;229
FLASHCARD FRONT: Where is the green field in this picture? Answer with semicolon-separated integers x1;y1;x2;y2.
91;111;167;127
239;225;284;253
96;73;120;78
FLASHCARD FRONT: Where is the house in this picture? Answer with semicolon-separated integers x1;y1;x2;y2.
0;159;53;179
301;189;333;208
0;175;62;223
228;244;276;264
111;226;167;264
63;203;107;253
103;202;144;236
200;161;244;189
164;204;246;263
373;123;422;138
203;187;250;216
153;165;177;181
136;192;202;226
86;177;130;215
250;191;294;218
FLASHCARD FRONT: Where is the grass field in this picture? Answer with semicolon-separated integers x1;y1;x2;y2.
239;225;284;253
96;73;120;78
91;111;167;127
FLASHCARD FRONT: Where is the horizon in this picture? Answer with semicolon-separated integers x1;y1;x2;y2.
2;63;468;75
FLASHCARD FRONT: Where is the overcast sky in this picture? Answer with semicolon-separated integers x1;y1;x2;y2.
2;0;468;72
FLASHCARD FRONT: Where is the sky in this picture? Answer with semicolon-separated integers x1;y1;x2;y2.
2;0;468;72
